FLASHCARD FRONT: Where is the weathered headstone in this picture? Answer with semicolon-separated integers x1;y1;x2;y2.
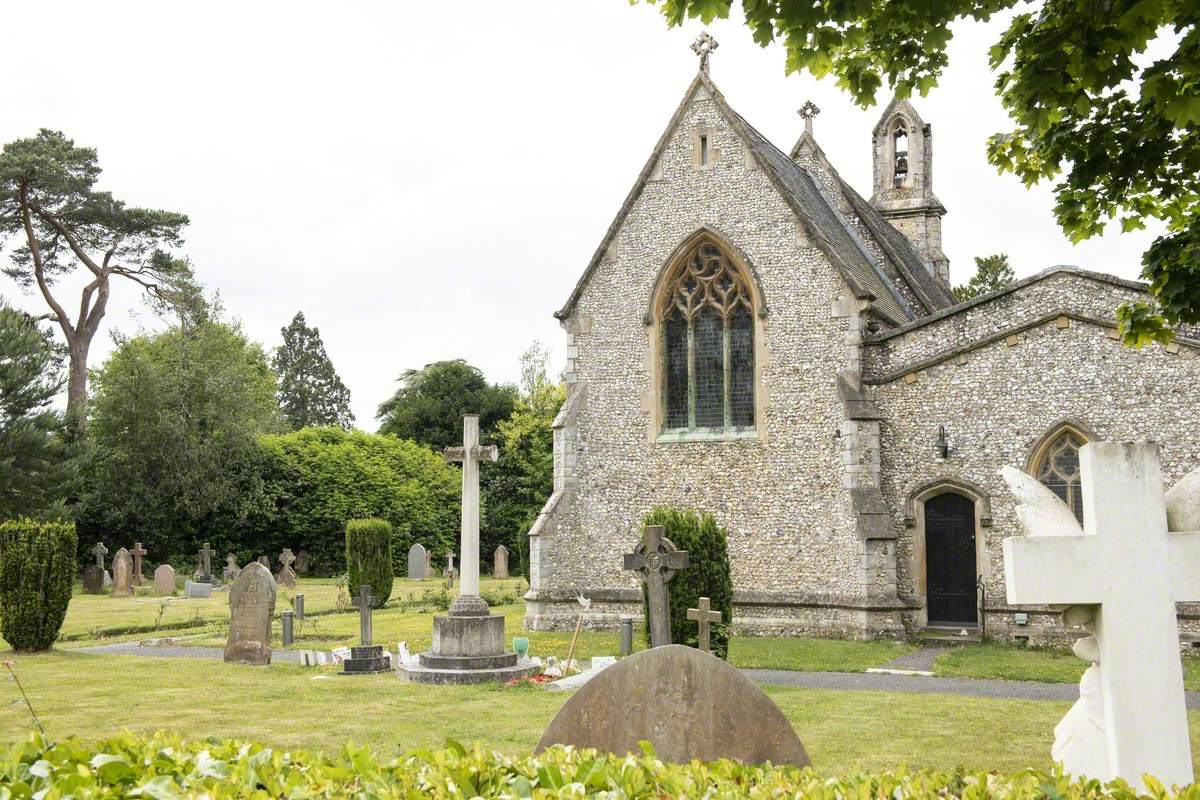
130;542;147;586
197;542;215;583
153;564;176;596
185;580;213;598
687;596;722;653
82;565;104;594
1002;442;1200;787
89;541;111;592
425;548;433;577
223;554;241;583
407;543;428;580
537;645;810;766
293;550;311;575
257;556;270;569
342;586;389;673
91;541;108;572
493;544;509;580
111;548;133;597
445;551;456;579
623;525;689;647
224;562;277;665
276;548;297;589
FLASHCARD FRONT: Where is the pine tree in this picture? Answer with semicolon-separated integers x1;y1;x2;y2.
953;254;1016;302
273;312;354;430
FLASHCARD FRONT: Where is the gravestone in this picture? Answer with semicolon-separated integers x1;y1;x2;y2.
185;580;213;598
82;565;104;594
276;548;297;589
342;586;389;674
444;551;456;579
687;596;722;653
623;526;689;647
224;562;277;665
294;550;311;575
493;545;509;580
537;645;810;766
89;541;111;593
196;542;215;584
425;548;433;577
257;556;270;569
1001;442;1200;787
407;543;427;580
153;564;176;596
223;555;241;583
111;548;133;597
130;542;147;587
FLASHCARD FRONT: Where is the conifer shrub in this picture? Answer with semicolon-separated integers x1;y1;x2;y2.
344;517;393;608
640;507;734;659
0;519;77;651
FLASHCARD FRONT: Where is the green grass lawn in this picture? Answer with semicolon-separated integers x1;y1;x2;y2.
5;649;1200;775
933;642;1200;691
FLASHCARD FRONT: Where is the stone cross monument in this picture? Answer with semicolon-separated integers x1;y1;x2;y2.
91;541;108;571
197;542;215;583
342;585;389;674
130;542;147;587
624;525;689;648
442;414;498;615
687;596;722;653
1002;442;1200;787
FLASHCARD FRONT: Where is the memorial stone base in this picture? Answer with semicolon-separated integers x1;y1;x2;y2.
398;601;541;685
342;645;391;675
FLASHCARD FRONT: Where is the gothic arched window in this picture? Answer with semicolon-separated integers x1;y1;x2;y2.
892;125;909;187
1032;429;1087;523
660;241;755;435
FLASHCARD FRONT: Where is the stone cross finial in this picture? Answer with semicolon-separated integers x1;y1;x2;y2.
91;541;108;570
624;525;689;647
691;32;718;74
798;100;821;135
687;596;722;653
358;585;374;646
130;542;147;586
279;548;295;570
444;415;499;615
197;542;215;582
1002;442;1200;787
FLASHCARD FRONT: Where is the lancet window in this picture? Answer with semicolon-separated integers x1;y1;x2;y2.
893;125;909;187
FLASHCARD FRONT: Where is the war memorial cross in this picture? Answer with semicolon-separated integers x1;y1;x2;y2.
443;414;499;609
1003;442;1200;786
624;525;689;647
687;596;722;653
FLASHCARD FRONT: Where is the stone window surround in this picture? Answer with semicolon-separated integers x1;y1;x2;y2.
643;229;769;444
692;126;719;171
903;477;993;630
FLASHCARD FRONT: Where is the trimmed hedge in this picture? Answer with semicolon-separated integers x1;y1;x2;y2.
0;519;76;652
0;732;1187;798
346;517;394;608
642;508;734;659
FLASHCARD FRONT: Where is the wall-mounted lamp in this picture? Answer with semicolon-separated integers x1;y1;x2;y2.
934;425;951;459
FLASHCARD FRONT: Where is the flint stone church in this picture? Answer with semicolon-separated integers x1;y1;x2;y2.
523;36;1200;642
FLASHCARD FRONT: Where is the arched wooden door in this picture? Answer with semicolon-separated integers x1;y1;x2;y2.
924;492;977;626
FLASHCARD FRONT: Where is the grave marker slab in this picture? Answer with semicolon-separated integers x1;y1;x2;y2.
493;545;509;580
687;596;722;653
224;562;276;665
111;548;133;597
153;564;176;596
82;565;104;594
294;550;311;575
224;555;241;583
537;645;810;766
408;543;428;580
185;580;212;598
91;541;108;571
197;542;215;583
276;548;297;589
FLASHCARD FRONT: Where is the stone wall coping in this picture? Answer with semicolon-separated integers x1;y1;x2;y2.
526;587;916;612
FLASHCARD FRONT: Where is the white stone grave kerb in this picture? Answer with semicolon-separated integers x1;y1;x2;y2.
1001;441;1200;787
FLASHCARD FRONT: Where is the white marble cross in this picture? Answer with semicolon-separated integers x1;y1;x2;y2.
443;415;499;604
1002;441;1200;787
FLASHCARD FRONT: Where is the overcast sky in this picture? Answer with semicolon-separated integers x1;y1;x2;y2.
0;2;1162;430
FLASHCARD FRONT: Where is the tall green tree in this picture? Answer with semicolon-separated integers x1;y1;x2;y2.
953;254;1017;301
0;303;77;519
78;314;281;564
640;0;1200;345
0;130;193;428
375;359;516;450
273;311;354;430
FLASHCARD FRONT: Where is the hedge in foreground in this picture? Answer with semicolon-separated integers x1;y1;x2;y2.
0;732;1192;799
0;519;76;652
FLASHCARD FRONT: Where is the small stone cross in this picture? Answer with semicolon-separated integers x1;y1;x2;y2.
198;542;215;582
798;100;821;135
91;541;108;570
691;32;718;74
623;525;689;648
130;542;147;586
279;549;295;571
357;586;374;646
1003;442;1200;786
687;596;722;653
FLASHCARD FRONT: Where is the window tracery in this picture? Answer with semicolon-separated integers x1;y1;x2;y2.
1033;429;1086;523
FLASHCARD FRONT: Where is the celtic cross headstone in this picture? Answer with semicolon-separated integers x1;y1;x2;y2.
623;525;689;647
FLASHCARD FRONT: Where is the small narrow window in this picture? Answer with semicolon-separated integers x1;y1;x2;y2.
893;127;909;187
699;134;710;166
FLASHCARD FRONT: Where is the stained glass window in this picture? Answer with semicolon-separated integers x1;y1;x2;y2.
659;241;756;435
1034;430;1085;523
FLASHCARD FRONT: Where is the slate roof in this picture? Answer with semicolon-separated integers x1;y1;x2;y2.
555;71;956;326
